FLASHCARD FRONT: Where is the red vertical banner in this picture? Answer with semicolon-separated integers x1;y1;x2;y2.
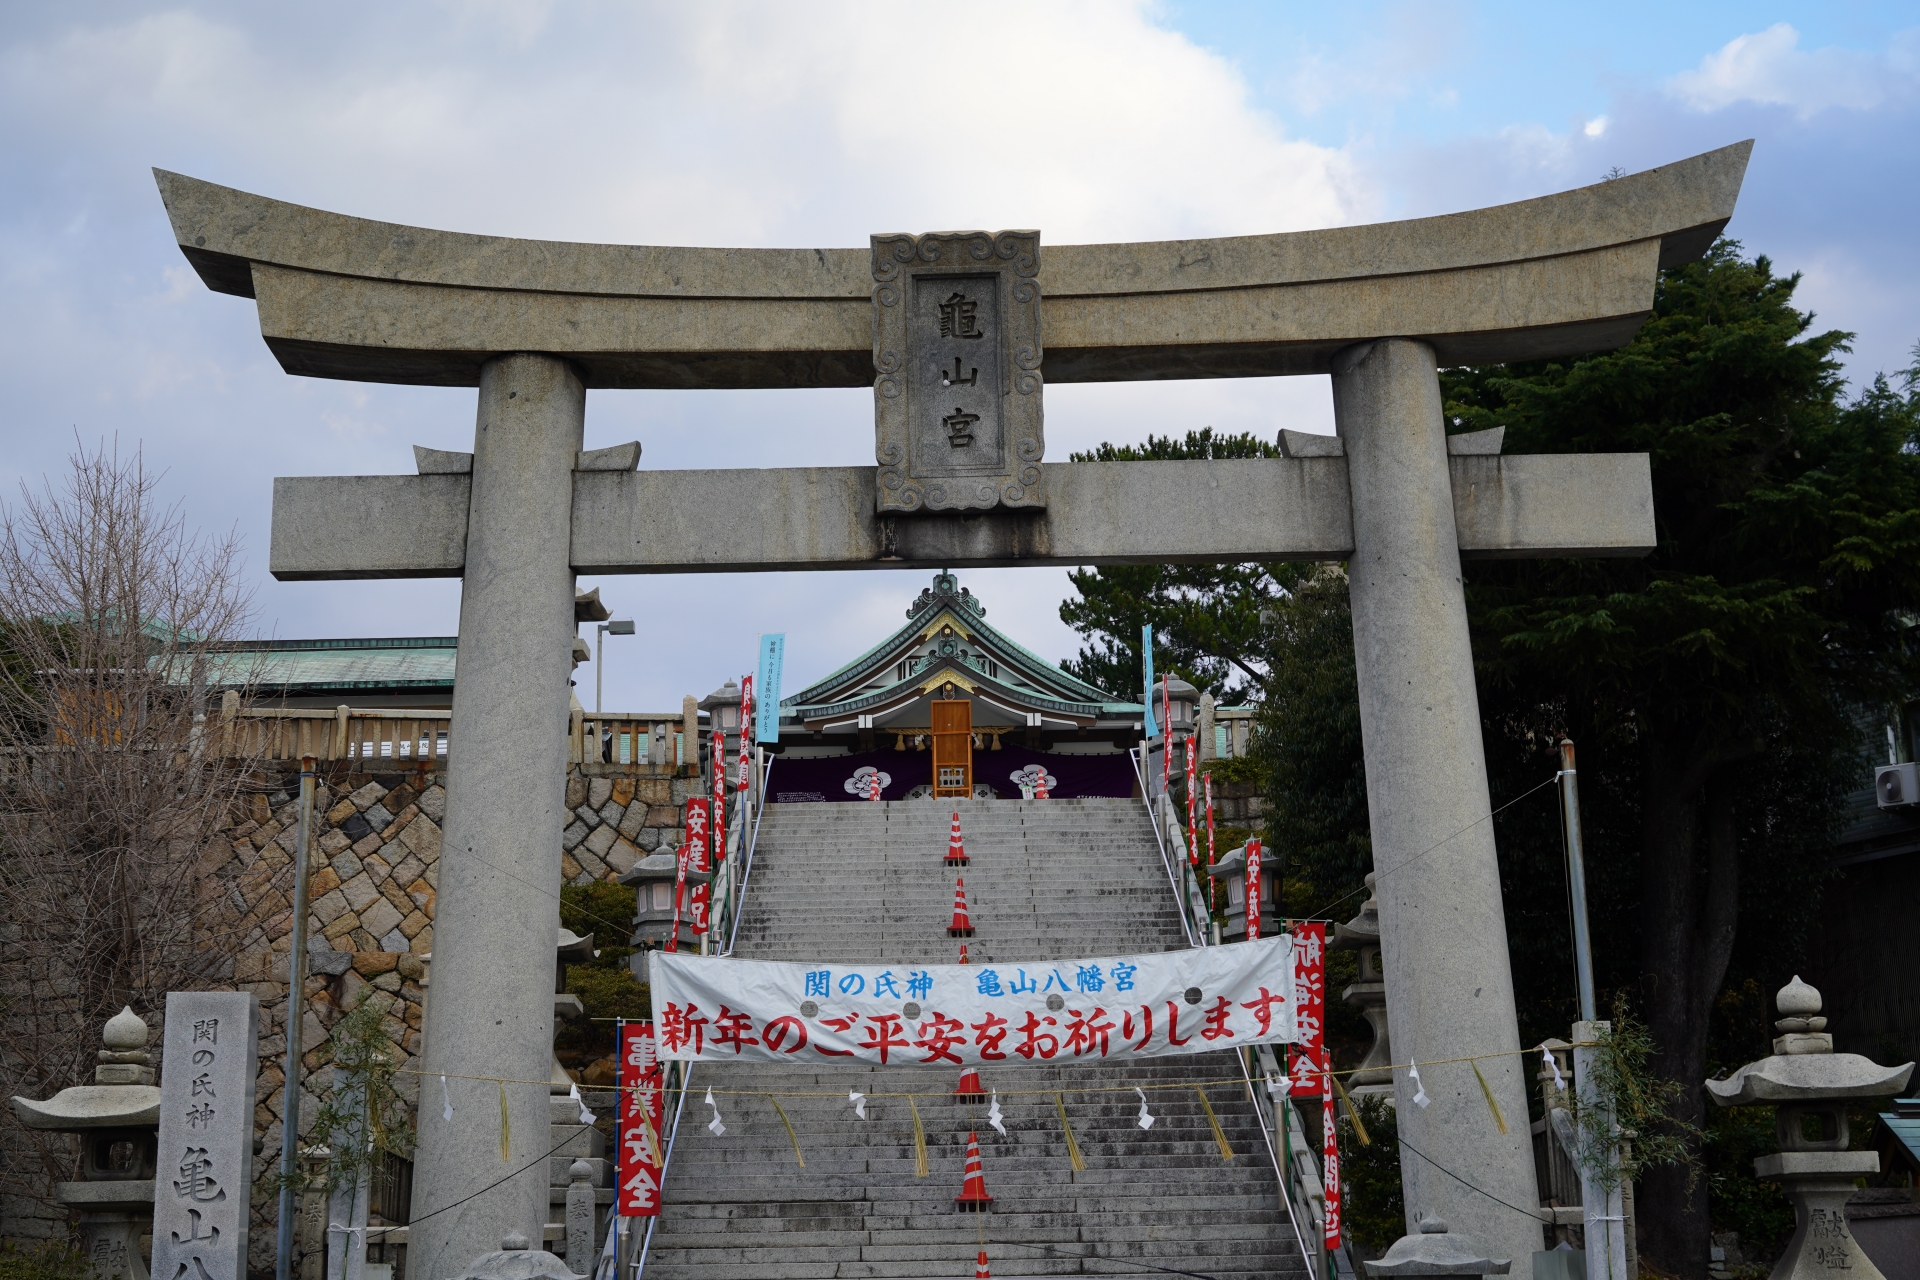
685;797;711;936
664;840;689;953
709;728;728;869
616;1022;665;1217
1290;921;1326;1097
1244;838;1262;941
1323;1075;1343;1249
1183;736;1200;869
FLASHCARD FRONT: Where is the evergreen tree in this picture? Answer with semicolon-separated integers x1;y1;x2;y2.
1440;243;1920;1276
1058;428;1296;699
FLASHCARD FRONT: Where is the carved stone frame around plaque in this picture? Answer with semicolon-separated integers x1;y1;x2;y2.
872;231;1043;513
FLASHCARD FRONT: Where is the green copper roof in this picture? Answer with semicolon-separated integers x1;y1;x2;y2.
205;637;458;691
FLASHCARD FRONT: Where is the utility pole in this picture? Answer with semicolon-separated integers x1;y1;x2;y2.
595;619;635;712
1558;737;1597;1023
277;755;318;1280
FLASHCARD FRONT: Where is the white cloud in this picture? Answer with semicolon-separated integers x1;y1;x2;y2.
1667;23;1919;119
1;2;1368;247
0;1;1366;711
1582;115;1607;138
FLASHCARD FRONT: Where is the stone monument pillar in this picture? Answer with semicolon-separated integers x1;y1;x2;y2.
410;354;586;1280
152;992;260;1280
1333;337;1541;1268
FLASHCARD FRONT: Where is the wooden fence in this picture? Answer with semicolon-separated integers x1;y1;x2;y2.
221;702;696;768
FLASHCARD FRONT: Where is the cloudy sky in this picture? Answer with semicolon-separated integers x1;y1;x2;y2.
2;1;1914;711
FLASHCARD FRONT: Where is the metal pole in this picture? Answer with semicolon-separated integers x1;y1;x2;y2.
1558;738;1598;1023
277;754;319;1280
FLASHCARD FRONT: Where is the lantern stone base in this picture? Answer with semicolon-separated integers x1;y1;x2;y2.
52;1189;153;1280
1753;1151;1885;1280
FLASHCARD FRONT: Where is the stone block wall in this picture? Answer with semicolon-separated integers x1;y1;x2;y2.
559;770;697;881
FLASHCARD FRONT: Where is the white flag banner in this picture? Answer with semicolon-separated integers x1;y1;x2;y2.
649;936;1296;1066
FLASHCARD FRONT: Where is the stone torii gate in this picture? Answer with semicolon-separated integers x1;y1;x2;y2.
156;141;1749;1280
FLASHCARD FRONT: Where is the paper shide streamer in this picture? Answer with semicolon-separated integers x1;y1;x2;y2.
440;1075;454;1123
704;1087;726;1137
1135;1087;1156;1131
848;1090;867;1120
986;1091;1006;1137
1541;1043;1566;1091
1407;1062;1431;1108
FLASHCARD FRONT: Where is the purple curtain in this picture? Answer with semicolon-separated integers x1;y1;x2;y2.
765;745;1135;802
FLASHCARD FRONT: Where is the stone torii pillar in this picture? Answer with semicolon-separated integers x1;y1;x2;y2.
1335;337;1540;1239
416;354;586;1265
154;141;1752;1280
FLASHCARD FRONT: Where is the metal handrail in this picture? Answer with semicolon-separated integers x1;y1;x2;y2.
632;1061;693;1278
632;758;770;1277
1134;749;1327;1272
1129;745;1201;948
723;756;773;957
1240;1044;1324;1274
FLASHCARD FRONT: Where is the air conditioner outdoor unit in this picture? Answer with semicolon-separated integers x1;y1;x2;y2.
1877;762;1920;809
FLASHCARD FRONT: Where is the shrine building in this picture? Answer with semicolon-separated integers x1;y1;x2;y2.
763;571;1149;802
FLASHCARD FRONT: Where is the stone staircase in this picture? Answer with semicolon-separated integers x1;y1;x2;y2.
643;798;1309;1279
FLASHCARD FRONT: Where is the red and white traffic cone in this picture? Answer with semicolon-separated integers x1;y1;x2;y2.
948;877;974;937
955;1131;993;1210
975;1249;991;1278
1034;772;1049;799
957;943;970;965
866;771;881;801
945;811;968;865
954;1068;985;1100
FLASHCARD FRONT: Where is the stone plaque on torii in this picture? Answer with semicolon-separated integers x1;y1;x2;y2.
155;140;1751;1280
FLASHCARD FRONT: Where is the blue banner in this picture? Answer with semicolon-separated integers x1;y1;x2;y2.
1141;624;1157;738
755;634;785;743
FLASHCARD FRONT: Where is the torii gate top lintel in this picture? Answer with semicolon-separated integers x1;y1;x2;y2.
153;140;1749;390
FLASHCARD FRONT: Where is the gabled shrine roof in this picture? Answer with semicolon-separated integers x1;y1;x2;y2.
781;572;1131;724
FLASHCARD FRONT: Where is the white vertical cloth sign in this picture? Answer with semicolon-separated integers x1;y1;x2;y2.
153;992;260;1280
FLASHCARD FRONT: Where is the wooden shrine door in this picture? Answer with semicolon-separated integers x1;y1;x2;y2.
930;699;973;797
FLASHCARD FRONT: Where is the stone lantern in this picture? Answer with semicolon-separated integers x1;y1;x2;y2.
1705;976;1914;1280
1162;677;1199;738
1364;1217;1511;1277
550;928;597;1094
449;1231;583;1280
10;1008;161;1280
620;850;711;982
698;680;742;735
1332;873;1392;1093
1206;843;1276;943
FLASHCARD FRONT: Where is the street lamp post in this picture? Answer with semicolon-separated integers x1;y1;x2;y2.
595;619;634;712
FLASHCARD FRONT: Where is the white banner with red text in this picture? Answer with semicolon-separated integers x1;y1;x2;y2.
649;936;1297;1067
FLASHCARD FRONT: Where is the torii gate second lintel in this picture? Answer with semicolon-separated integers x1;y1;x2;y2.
158;144;1750;1280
